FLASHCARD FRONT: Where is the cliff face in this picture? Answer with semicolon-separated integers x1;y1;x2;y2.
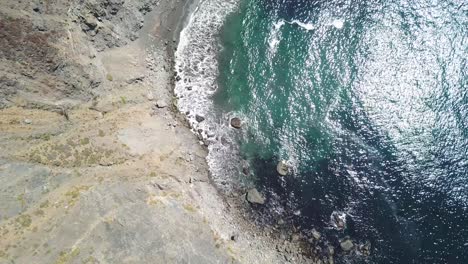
0;0;159;110
0;0;244;263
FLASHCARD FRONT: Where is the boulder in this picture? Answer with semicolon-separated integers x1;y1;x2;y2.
276;160;289;176
311;228;321;240
328;245;335;255
156;100;167;108
331;211;347;230
359;240;371;256
340;238;354;251
246;188;265;205
230;117;242;129
195;114;205;123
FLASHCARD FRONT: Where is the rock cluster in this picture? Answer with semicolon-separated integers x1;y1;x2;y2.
72;0;158;51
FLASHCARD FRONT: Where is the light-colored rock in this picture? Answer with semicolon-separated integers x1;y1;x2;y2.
156;100;167;108
328;245;335;255
312;228;321;240
246;188;265;204
146;91;154;101
340;238;354;251
276;160;289;176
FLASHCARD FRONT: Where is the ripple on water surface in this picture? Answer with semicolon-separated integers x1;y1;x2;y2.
177;0;468;263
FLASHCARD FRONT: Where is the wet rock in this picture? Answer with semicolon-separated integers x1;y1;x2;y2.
291;234;300;242
206;131;215;138
246;188;265;205
359;240;371;256
340;237;354;251
311;228;321;240
276;160;289;176
195;114;205;123
230;117;242;129
328;245;335;255
156;100;167;108
331;211;347;230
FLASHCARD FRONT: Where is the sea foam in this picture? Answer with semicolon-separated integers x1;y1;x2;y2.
175;0;245;189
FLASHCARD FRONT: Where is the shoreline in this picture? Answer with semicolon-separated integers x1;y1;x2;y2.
168;1;334;263
157;1;320;263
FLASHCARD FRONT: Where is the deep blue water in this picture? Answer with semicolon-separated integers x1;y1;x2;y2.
213;0;468;263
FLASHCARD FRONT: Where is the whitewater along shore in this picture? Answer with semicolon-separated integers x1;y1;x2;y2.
0;0;329;263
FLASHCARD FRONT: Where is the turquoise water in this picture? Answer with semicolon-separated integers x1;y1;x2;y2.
213;0;467;263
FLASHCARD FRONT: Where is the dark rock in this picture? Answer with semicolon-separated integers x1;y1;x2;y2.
359;240;371;256
230;117;242;129
195;114;205;123
246;188;265;205
230;234;238;241
331;211;347;230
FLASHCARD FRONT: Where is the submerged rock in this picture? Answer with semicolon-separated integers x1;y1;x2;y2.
246;188;265;205
230;117;242;129
276;160;289;176
340;237;354;251
359;240;371;256
311;228;321;240
328;245;335;255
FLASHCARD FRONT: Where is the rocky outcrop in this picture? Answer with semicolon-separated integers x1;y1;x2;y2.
71;0;158;51
0;13;99;109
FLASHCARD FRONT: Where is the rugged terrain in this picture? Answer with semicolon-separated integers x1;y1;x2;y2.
0;0;323;263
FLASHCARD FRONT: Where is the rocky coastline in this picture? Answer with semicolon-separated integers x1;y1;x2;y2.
0;0;334;263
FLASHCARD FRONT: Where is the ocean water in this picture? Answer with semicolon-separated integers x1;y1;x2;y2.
175;0;468;263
